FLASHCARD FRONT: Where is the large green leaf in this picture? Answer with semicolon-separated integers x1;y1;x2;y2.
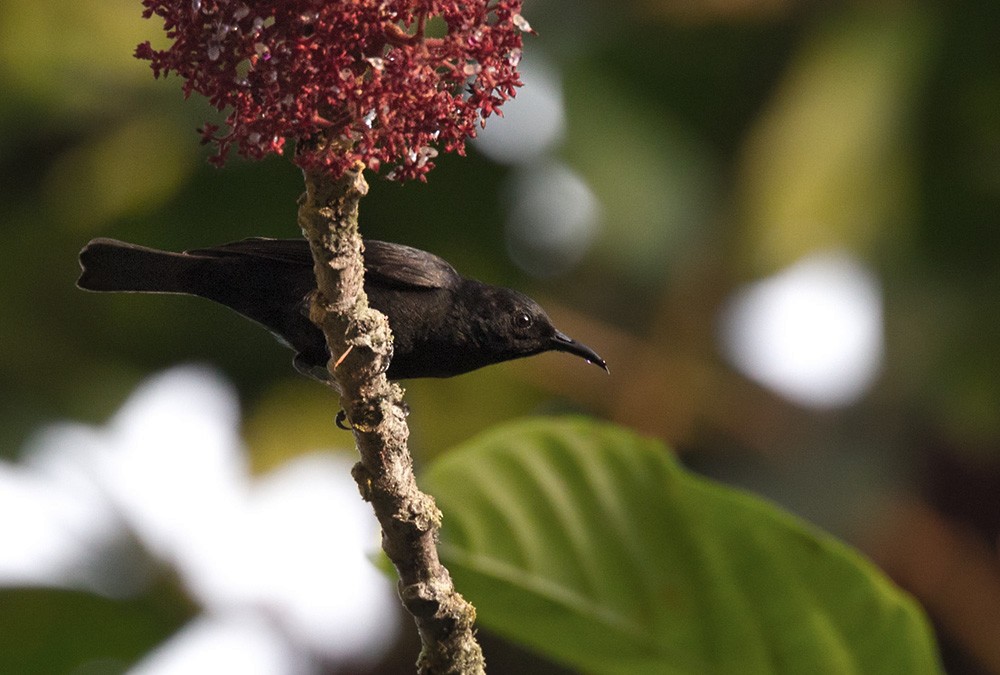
423;417;941;674
0;585;192;673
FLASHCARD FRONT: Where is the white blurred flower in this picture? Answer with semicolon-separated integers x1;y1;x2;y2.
0;366;398;673
718;252;884;408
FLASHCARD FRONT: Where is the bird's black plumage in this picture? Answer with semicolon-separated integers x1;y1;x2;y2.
77;237;607;382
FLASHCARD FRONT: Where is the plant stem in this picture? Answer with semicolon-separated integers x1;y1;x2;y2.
297;164;485;674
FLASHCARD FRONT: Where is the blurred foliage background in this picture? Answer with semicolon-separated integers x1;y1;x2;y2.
1;0;999;672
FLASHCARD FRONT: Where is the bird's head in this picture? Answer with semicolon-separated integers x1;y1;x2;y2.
477;286;609;372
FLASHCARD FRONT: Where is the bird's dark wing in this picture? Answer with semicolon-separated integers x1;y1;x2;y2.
362;240;461;290
185;238;460;290
186;238;314;267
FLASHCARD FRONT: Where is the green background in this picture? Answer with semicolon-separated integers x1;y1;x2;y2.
1;0;998;672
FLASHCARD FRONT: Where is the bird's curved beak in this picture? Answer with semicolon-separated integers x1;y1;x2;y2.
551;330;609;373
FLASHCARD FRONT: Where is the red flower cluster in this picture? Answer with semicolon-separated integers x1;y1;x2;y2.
136;0;529;180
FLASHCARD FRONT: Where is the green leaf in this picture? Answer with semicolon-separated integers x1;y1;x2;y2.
0;585;193;673
423;417;941;674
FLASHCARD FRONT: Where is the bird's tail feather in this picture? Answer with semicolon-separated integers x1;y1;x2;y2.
77;238;196;294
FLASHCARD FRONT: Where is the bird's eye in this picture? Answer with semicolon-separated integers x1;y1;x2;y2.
515;312;533;330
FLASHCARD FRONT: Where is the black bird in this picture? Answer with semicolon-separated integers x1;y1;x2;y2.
77;237;608;382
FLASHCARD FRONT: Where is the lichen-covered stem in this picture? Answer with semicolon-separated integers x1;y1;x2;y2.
297;164;485;674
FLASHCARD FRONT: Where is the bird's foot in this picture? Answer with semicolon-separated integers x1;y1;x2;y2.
335;410;352;430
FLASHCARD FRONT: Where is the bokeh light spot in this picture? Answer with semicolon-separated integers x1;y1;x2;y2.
719;251;884;408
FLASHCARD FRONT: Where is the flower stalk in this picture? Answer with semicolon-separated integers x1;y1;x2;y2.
297;163;485;674
133;3;531;668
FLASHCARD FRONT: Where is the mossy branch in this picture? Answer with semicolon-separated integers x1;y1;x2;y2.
296;164;485;674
